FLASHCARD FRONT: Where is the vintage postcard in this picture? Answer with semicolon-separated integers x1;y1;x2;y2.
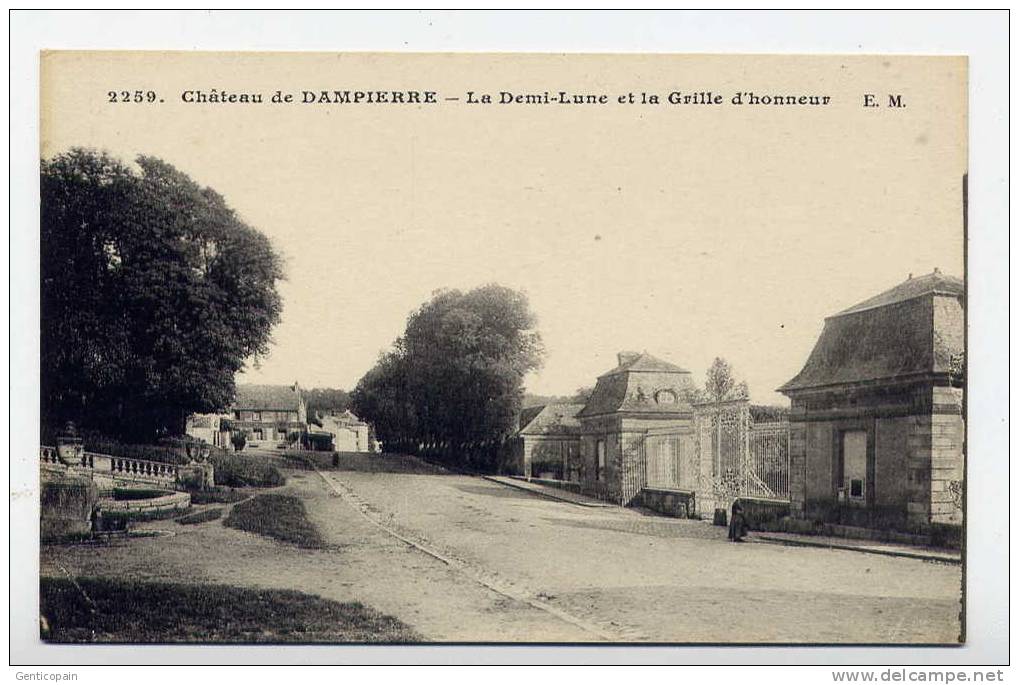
36;51;966;646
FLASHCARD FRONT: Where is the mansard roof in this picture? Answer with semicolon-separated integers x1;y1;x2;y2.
779;271;964;394
578;352;694;418
518;403;585;436
835;270;964;316
597;351;690;378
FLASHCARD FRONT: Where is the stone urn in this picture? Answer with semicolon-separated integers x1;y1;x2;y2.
55;422;84;467
184;438;211;464
179;438;214;490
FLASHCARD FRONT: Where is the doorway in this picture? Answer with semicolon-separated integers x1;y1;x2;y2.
842;430;868;503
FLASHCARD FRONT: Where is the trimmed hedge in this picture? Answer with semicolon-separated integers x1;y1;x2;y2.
112;487;170;501
83;439;189;465
223;494;324;548
208;451;286;488
177;507;223;525
188;488;251;505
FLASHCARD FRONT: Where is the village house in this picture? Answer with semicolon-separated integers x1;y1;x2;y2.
505;403;584;480
319;409;372;453
230;383;308;449
778;270;965;531
184;413;230;448
575;351;698;504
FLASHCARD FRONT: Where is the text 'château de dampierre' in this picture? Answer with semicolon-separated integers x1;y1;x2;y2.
178;89;834;107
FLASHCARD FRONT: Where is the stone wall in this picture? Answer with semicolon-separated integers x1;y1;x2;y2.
875;416;911;507
40;474;99;541
906;414;932;523
577;414;693;506
102;490;191;519
638;488;695;518
786;383;964;530
577;414;621;501
930;386;964;524
739;497;792;528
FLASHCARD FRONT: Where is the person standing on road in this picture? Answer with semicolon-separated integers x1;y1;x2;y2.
728;498;748;542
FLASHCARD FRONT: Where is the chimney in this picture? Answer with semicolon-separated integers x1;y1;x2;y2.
618;351;641;367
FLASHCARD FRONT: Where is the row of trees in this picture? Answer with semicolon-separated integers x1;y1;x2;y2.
303;387;352;422
350;285;544;471
41;149;284;442
40;150;783;451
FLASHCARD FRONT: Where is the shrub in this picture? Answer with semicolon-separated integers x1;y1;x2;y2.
749;404;791;423
111;487;170;501
208;451;286;488
223;494;324;548
929;523;963;550
82;439;188;465
231;432;247;452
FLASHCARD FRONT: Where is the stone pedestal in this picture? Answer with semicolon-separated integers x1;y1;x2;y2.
177;462;215;490
40;471;99;541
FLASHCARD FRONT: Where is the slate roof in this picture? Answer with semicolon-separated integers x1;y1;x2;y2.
322;410;367;428
518;403;585;436
836;270;964;316
517;405;546;432
779;271;964;393
232;384;303;411
597;351;690;378
578;352;694;418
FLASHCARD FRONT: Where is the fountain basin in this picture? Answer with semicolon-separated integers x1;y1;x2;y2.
101;487;191;520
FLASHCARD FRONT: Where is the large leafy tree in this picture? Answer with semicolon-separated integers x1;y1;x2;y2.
41;148;283;441
351;285;543;467
350;350;418;448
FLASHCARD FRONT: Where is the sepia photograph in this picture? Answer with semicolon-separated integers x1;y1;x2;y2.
31;49;969;646
9;10;1010;673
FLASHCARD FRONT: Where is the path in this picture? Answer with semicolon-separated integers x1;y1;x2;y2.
41;461;964;643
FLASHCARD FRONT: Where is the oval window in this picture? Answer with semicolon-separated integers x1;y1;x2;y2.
655;389;677;405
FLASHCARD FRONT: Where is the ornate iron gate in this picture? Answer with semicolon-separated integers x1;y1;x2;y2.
645;431;681;489
693;400;790;506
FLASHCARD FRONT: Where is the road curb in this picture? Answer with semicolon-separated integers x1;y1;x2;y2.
754;533;961;564
312;467;629;640
480;476;615;508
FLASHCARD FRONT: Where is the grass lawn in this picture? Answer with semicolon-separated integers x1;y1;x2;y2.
40;577;419;643
223;493;325;548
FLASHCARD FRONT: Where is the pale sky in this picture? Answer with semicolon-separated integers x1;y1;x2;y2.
41;53;966;404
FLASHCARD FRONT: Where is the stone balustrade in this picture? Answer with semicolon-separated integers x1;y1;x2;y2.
40;446;180;488
40;445;60;465
106;455;178;484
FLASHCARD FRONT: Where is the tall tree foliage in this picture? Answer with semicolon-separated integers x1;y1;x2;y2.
351;285;543;468
304;388;352;419
41;149;284;440
702;357;749;403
